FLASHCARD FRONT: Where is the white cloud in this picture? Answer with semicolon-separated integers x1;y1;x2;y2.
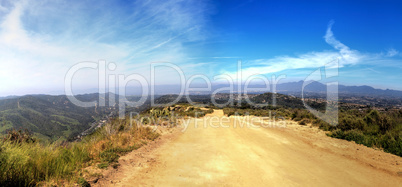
0;0;211;96
222;21;365;79
324;21;362;64
386;48;399;57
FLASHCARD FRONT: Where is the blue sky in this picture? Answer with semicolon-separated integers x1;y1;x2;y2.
0;0;401;96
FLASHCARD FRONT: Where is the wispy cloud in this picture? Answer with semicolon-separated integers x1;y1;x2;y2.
0;4;7;12
211;56;240;59
324;20;362;64
222;21;401;82
365;67;381;74
386;48;399;57
0;0;211;95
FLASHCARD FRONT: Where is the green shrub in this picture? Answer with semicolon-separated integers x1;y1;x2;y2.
97;163;109;169
379;133;402;156
3;129;36;144
78;177;90;187
298;119;309;125
99;151;119;163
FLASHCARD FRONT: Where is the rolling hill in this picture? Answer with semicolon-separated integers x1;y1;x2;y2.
0;93;117;141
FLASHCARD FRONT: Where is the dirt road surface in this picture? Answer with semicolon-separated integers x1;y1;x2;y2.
96;110;402;186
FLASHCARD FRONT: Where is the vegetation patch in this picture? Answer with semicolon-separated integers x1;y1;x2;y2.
0;114;160;186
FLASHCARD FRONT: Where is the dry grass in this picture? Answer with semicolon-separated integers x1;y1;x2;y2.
0;117;160;186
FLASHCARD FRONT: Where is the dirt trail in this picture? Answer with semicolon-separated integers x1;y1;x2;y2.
96;110;402;186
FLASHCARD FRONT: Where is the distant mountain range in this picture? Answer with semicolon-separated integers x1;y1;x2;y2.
0;95;20;100
275;81;402;98
185;81;402;99
5;81;400;99
131;81;402;98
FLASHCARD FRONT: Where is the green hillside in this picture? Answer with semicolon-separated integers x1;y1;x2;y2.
0;94;115;141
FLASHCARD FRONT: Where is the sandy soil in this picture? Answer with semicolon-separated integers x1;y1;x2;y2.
94;110;402;186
